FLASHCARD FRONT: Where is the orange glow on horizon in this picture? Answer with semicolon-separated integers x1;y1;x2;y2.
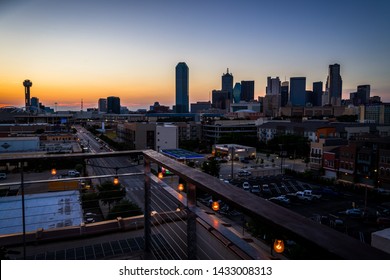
0;78;212;109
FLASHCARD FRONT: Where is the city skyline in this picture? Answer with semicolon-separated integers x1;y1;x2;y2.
1;0;389;111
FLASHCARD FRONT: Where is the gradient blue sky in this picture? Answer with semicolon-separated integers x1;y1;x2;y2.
1;0;389;110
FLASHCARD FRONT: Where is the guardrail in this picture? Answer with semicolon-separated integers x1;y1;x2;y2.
1;150;389;259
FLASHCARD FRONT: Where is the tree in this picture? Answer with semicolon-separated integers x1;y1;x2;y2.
201;158;220;177
107;199;142;220
75;163;84;174
81;192;99;209
97;181;126;210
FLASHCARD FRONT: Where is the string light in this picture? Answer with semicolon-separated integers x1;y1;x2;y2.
113;176;119;185
211;201;220;211
178;183;184;192
273;239;285;254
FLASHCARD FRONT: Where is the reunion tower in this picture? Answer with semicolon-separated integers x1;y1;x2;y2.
23;79;32;111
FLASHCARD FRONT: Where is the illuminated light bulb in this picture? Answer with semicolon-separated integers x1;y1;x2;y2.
113;176;119;185
178;183;184;192
273;239;285;254
158;172;163;179
51;169;57;176
211;201;220;211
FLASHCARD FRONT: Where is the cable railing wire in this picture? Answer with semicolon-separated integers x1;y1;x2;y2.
150;212;188;257
150;228;183;260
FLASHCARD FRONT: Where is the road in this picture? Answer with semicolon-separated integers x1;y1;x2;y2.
75;126;179;215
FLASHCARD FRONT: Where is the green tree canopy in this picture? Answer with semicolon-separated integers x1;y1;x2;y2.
107;199;142;220
97;181;126;210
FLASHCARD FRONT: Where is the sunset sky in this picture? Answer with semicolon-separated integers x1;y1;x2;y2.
1;0;389;111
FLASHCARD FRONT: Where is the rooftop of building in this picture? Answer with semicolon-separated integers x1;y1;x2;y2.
0;190;82;235
160;149;205;160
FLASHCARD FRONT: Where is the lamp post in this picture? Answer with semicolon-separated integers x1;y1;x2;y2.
230;146;234;180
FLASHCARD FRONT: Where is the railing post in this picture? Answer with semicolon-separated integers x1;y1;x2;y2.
186;182;197;259
144;157;152;258
20;161;26;260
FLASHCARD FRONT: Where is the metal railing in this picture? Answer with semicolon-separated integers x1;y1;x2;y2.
0;150;389;260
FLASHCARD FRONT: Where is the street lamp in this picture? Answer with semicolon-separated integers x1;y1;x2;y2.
230;146;234;180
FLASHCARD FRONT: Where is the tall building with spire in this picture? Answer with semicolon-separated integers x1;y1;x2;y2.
325;63;342;106
222;68;233;100
175;62;189;113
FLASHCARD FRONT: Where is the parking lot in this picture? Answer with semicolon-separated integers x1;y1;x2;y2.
200;173;390;245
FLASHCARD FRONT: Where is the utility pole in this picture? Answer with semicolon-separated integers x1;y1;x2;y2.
231;146;234;180
279;144;284;175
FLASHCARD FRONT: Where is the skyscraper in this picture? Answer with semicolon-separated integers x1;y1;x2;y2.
107;96;120;114
241;81;255;102
98;98;107;113
290;77;306;106
222;68;233;99
325;63;342;106
175;62;189;113
266;77;281;95
312;82;323;106
351;85;371;105
232;83;241;104
281;81;289;107
212;90;230;111
357;85;370;105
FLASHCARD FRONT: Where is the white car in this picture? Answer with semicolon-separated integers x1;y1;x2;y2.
242;182;251;191
238;170;251;177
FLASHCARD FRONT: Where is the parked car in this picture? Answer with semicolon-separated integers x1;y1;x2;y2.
237;170;251;177
251;185;260;194
85;212;96;223
68;170;80;177
294;190;321;201
345;208;364;217
242;182;251;191
262;184;272;195
269;195;290;205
